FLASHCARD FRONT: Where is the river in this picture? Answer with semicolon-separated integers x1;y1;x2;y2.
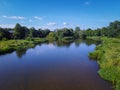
0;40;112;90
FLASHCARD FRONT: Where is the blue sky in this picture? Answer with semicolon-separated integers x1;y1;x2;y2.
0;0;120;30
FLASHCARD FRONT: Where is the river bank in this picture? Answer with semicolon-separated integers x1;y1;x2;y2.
0;38;48;55
89;37;120;90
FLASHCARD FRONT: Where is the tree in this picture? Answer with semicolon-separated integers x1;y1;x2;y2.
75;26;81;31
14;23;29;39
22;26;29;38
43;29;50;37
74;27;84;39
14;23;22;39
80;33;87;39
74;27;82;39
107;21;120;37
96;29;101;36
47;32;57;40
29;27;38;37
0;27;11;40
55;29;64;39
85;28;92;36
101;27;108;36
63;28;73;37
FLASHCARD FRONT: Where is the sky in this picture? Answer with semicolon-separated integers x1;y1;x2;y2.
0;0;120;30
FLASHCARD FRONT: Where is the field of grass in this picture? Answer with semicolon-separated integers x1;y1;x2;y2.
0;38;48;54
89;37;120;90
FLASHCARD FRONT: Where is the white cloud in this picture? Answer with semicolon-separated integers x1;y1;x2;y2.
2;15;25;20
47;22;57;26
63;22;68;26
84;1;90;5
34;16;43;20
0;24;15;28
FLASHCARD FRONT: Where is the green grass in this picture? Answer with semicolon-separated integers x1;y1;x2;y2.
89;37;120;90
0;38;48;55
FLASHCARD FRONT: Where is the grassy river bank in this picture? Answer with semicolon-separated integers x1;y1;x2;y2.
89;37;120;90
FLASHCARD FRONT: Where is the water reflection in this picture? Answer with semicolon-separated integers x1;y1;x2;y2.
55;40;74;47
85;39;101;46
15;39;100;58
55;39;100;48
16;49;27;58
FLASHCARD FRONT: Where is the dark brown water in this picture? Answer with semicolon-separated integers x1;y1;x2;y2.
0;40;113;90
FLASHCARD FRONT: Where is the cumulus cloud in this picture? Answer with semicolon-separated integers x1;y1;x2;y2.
34;16;43;20
2;15;25;20
47;22;57;26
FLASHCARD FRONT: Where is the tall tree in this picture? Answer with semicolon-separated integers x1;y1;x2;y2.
14;23;25;39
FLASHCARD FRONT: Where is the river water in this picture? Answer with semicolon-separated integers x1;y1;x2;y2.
0;40;113;90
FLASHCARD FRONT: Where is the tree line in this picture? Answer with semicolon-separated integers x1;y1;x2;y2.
85;20;120;37
0;23;86;40
0;20;120;40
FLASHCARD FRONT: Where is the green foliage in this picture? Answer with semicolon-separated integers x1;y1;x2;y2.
107;21;120;37
80;33;87;39
14;23;29;39
26;37;34;41
39;29;50;38
29;27;36;37
74;27;81;39
75;26;81;31
14;23;22;39
46;32;57;41
55;28;74;39
0;27;12;40
13;23;50;39
89;38;120;90
0;38;48;55
0;46;14;54
85;21;120;38
89;51;99;60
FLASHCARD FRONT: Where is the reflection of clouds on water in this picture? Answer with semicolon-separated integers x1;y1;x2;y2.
27;47;44;55
27;44;56;55
27;48;35;53
47;44;56;49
